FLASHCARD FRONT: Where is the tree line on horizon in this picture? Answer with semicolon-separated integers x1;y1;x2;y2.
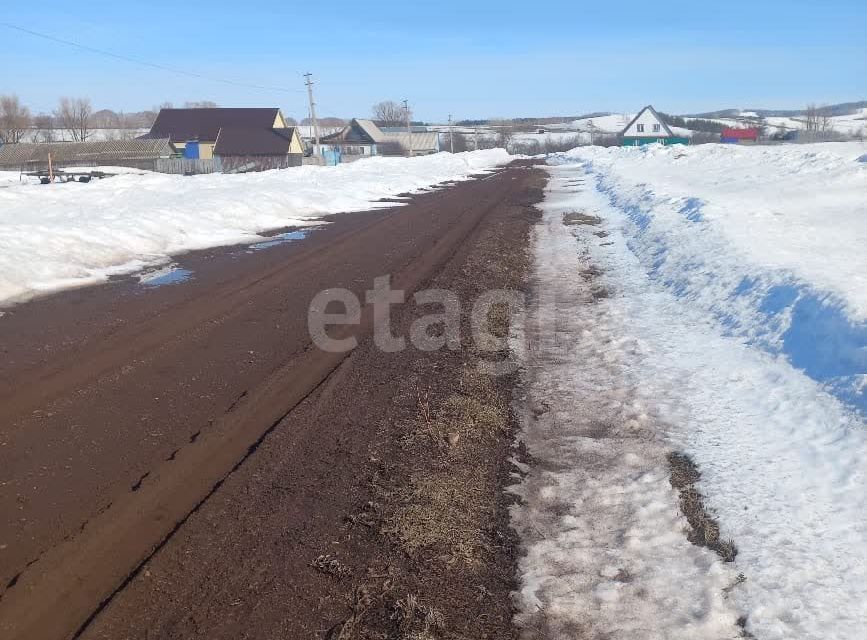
0;95;349;144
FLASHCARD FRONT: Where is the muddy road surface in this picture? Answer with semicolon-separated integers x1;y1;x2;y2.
0;161;545;639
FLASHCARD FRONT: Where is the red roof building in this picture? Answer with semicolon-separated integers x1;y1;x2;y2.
721;127;760;143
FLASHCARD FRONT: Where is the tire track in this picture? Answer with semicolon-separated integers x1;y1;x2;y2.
0;164;530;640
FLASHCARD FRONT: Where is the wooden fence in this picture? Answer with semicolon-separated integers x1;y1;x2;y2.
153;158;223;175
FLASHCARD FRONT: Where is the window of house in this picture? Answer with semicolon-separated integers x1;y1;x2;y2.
653;123;661;132
637;124;645;133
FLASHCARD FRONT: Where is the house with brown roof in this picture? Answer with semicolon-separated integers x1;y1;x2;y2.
143;107;304;170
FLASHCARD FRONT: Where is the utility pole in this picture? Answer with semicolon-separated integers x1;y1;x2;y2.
303;72;321;157
403;98;413;157
474;127;480;150
448;114;454;153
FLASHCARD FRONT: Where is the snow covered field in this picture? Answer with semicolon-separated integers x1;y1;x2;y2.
689;108;867;136
0;149;510;307
513;143;867;639
20;128;151;143
546;113;693;137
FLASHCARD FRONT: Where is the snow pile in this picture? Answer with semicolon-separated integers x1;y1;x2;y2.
511;167;742;638
555;142;867;414
0;149;510;306
0;171;25;187
512;149;867;640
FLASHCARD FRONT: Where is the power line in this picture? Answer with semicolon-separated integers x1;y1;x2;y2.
0;21;305;95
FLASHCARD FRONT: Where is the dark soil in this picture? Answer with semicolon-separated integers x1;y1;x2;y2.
0;161;546;640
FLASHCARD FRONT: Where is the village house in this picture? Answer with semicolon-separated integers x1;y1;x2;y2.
621;105;689;146
319;119;385;159
143;107;304;170
320;119;441;162
721;127;760;144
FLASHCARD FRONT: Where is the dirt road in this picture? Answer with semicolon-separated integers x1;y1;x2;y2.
0;162;546;639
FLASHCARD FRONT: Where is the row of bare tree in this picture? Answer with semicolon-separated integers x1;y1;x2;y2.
803;104;835;136
1;95;98;143
1;94;352;145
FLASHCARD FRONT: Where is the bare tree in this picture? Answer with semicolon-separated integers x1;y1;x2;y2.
450;131;469;153
33;114;55;142
0;95;32;143
183;100;218;108
372;100;409;127
100;111;140;140
475;132;498;150
302;116;345;127
819;108;833;138
804;103;836;140
55;97;93;142
490;118;516;150
804;104;819;133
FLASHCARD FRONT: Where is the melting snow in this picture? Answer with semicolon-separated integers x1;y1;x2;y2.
0;150;511;307
512;146;867;640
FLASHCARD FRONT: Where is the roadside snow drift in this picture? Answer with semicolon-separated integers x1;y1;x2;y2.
513;143;867;640
0;150;511;306
561;142;867;415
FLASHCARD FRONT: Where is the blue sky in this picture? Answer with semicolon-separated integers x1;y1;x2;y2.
2;0;865;122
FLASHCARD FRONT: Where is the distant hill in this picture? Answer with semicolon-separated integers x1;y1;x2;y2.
685;101;867;119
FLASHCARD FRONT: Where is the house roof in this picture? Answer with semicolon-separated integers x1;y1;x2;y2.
0;138;174;168
145;108;281;143
721;127;759;139
379;126;429;133
213;127;297;156
353;119;387;143
321;119;387;145
621;105;674;137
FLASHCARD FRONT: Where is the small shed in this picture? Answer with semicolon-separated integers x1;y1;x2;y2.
380;131;441;155
0;138;175;171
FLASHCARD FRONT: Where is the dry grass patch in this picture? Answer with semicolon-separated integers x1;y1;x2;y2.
385;368;509;567
562;211;602;226
667;452;738;562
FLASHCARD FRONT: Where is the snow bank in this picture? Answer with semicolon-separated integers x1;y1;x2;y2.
0;150;510;306
0;171;25;187
514;151;867;640
511;168;742;638
555;142;867;415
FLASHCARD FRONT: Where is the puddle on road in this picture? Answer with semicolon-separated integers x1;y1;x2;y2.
247;229;312;252
135;228;315;289
138;267;194;288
